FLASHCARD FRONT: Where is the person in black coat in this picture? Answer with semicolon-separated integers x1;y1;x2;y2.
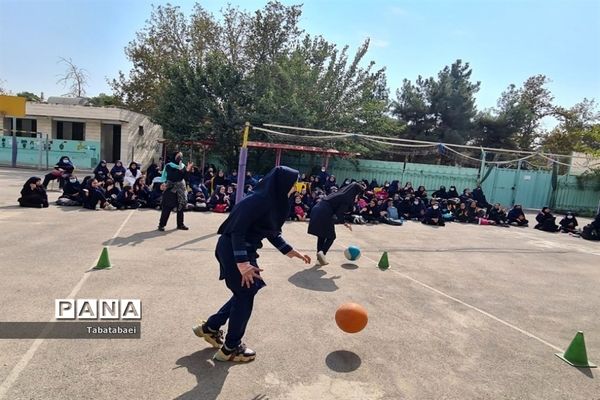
559;211;579;233
193;166;310;363
488;203;509;226
534;207;559;232
158;152;193;231
421;200;445;226
507;204;528;226
409;197;426;220
472;185;491;210
18;177;49;208
93;160;110;183
110;160;126;189
80;178;112;210
42;156;74;188
307;182;365;266
60;175;81;202
432;186;448;200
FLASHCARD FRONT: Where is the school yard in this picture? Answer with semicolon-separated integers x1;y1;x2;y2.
0;166;599;400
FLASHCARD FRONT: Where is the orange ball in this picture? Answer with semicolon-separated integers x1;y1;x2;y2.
335;303;368;333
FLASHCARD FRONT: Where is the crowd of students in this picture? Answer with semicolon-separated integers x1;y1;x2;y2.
16;157;600;241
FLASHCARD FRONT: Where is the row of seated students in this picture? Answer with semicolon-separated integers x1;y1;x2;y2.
20;161;600;241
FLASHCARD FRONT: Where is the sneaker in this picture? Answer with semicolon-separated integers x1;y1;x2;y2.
157;226;165;232
317;251;329;266
213;343;256;362
103;204;116;210
192;320;224;348
177;225;189;230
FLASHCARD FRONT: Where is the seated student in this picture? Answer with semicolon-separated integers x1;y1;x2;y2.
57;175;82;206
208;185;230;213
447;185;460;204
93;160;110;183
409;197;426;221
290;195;309;221
466;201;495;225
403;182;415;196
488;203;510;226
507;204;529;226
559;211;579;234
133;177;151;208
188;166;204;192
460;188;473;204
104;178;121;206
114;185;140;209
432;186;447;200
110;160;126;188
383;198;404;225
191;191;209;212
226;185;237;208
415;186;428;203
398;196;411;219
148;179;165;209
145;159;162;186
80;178;114;210
18;177;49;208
124;162;142;187
363;199;380;223
534;207;559;232
422;200;445;226
42;156;75;189
441;202;455;222
454;202;470;223
581;212;600;241
472;185;491;211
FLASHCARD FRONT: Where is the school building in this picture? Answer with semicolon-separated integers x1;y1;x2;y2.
1;97;163;169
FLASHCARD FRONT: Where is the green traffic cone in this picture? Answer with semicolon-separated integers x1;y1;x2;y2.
378;252;389;270
555;331;596;368
94;247;112;270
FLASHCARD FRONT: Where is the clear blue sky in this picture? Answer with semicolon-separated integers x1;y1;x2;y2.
1;0;599;112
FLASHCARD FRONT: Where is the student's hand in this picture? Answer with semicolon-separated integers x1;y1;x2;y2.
286;250;311;264
344;222;353;231
237;262;263;288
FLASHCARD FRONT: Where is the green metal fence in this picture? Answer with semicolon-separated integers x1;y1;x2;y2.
280;154;600;214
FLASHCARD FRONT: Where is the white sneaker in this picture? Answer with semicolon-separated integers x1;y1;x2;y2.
317;251;329;266
103;204;116;210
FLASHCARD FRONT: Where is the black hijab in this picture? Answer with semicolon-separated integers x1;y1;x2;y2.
94;160;109;175
218;166;299;237
21;177;41;195
128;162;138;175
323;182;365;214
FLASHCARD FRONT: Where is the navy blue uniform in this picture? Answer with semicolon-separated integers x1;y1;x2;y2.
205;166;298;349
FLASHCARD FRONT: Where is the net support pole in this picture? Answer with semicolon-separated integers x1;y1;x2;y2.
275;148;282;166
235;122;250;204
11;117;17;167
37;132;43;170
478;149;486;184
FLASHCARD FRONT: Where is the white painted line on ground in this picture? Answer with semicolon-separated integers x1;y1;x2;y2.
0;210;136;399
334;240;564;353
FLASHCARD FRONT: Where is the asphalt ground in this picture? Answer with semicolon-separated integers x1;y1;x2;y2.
0;167;599;400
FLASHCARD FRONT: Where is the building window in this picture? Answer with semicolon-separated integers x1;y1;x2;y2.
138;126;144;136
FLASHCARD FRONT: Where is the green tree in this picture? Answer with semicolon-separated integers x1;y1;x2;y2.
392;60;480;144
16;91;41;102
89;93;121;107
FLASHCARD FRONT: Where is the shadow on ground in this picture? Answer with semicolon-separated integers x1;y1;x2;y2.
105;229;175;247
325;350;362;373
173;348;267;400
288;264;340;292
